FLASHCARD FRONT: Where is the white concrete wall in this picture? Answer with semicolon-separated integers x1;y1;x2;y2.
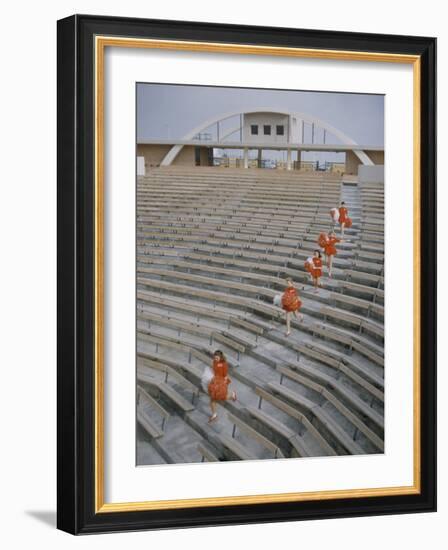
358;164;385;184
137;156;145;176
289;115;301;143
243;112;290;144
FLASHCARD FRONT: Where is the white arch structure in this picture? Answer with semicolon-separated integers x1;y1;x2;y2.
160;108;374;166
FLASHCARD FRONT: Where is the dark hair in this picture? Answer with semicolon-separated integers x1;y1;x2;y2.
213;350;225;360
341;201;345;205
314;249;321;258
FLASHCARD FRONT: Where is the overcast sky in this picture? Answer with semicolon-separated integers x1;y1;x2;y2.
137;83;384;147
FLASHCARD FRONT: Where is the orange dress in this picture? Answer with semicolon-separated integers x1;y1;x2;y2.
208;359;230;401
325;236;340;256
311;257;323;278
339;207;348;224
282;287;302;312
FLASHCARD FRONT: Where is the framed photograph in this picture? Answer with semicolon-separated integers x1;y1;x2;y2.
57;14;436;534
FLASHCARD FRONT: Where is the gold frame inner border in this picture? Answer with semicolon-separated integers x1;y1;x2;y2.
94;35;421;513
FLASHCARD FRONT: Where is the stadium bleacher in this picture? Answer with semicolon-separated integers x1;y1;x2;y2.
136;167;384;464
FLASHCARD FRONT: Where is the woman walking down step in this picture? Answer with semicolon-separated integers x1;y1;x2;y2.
338;201;349;238
281;277;303;336
324;231;340;278
318;231;330;265
310;249;323;293
207;350;236;423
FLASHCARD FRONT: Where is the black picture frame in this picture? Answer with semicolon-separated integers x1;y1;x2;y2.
57;14;436;535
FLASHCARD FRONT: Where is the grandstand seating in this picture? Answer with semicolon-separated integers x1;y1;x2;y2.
136;167;385;465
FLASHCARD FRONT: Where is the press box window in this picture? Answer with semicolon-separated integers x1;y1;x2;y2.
250;125;258;135
276;125;284;136
263;125;271;135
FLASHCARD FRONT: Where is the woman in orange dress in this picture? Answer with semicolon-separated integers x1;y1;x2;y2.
282;277;303;336
311;250;323;293
338;201;349;237
318;232;330;264
324;231;340;278
207;350;236;423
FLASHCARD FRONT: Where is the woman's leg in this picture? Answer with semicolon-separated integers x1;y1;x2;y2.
208;399;217;422
341;222;345;237
285;312;291;335
328;256;333;277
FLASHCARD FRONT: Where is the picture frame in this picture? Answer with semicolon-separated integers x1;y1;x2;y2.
57;14;436;534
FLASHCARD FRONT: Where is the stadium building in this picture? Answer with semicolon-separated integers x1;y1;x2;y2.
137;109;384;179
